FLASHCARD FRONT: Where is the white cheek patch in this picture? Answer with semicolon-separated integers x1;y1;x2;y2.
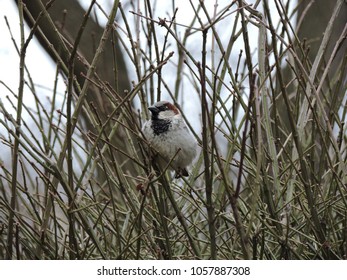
159;110;176;119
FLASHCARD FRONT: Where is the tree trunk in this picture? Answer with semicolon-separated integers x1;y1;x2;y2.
14;0;138;176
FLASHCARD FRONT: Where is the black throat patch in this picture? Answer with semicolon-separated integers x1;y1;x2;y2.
151;119;172;135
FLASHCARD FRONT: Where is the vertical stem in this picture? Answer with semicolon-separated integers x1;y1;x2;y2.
6;0;25;259
65;0;97;260
235;0;254;199
66;61;78;259
199;27;217;259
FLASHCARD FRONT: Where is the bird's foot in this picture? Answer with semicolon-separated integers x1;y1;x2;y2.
175;167;189;179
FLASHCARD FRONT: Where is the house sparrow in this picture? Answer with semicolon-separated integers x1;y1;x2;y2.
142;101;197;178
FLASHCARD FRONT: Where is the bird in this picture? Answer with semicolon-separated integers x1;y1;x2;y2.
142;100;197;178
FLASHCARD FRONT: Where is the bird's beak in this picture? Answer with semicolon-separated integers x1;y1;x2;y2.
148;105;159;114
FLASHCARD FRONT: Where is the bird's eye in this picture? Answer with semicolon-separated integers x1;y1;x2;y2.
158;105;168;111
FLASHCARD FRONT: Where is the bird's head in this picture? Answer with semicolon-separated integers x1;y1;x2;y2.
148;101;180;120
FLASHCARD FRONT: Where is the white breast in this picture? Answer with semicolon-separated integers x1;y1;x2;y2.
142;116;197;169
